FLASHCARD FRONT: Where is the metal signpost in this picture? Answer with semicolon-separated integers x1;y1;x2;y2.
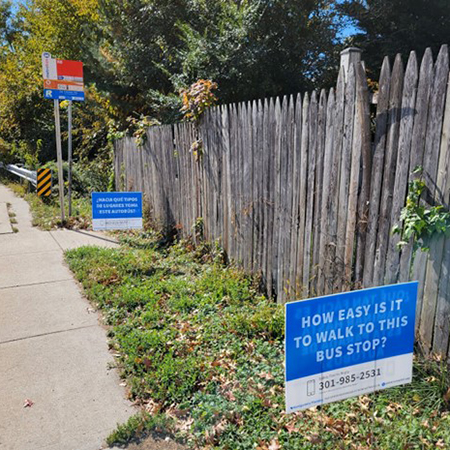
285;281;418;413
91;192;143;231
42;52;84;223
68;101;73;216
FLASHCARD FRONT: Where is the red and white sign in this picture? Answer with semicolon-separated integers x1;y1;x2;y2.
42;52;85;101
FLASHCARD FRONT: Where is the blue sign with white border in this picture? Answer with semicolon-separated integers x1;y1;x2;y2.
285;282;418;412
44;89;85;101
92;192;143;231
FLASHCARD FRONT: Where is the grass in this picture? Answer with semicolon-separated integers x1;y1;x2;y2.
65;231;450;450
6;181;91;230
6;202;19;231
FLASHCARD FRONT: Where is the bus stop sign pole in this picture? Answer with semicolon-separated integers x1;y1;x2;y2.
53;99;65;224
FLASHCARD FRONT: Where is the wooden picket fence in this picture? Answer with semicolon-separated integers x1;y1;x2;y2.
115;44;450;359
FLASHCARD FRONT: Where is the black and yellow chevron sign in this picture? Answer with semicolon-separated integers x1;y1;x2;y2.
37;168;52;197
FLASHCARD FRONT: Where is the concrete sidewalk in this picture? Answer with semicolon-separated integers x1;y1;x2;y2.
0;184;134;450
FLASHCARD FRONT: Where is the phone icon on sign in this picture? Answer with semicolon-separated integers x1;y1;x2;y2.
307;380;315;396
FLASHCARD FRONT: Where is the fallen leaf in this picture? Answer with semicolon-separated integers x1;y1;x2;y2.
259;372;275;381
443;387;450;403
143;358;152;370
224;390;236;401
23;399;34;408
307;434;322;445
285;423;300;433
268;438;281;450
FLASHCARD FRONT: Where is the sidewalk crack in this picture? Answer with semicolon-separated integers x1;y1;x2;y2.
0;324;98;345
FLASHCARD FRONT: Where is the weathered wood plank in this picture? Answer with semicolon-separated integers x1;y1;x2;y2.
373;54;404;286
251;100;260;271
283;95;295;299
244;102;254;271
324;68;345;294
399;48;434;284
288;94;303;297
385;51;419;284
344;63;369;286
255;100;265;273
296;93;309;295
276;96;291;302
237;103;245;265
302;91;318;296
220;105;230;251
432;71;450;355
354;64;372;285
363;57;391;287
229;103;238;258
212;107;222;241
265;98;276;296
335;64;356;291
175;124;184;231
317;88;335;295
418;45;449;352
261;98;271;291
434;235;450;356
312;89;327;295
272;97;283;299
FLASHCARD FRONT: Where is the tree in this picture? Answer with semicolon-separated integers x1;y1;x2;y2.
0;0;112;165
177;0;340;103
93;0;341;110
339;0;450;77
0;0;343;169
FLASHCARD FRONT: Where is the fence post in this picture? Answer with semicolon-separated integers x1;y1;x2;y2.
340;47;362;78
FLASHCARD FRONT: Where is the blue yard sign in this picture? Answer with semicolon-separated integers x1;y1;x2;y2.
92;192;143;231
285;282;418;413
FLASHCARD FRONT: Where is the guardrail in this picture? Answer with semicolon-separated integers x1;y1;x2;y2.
0;163;37;186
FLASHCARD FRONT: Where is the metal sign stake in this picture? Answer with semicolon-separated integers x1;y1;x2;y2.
68;100;73;217
53;99;65;223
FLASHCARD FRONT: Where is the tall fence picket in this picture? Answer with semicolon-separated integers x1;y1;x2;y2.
385;52;419;284
373;54;404;286
419;45;449;352
317;88;335;294
363;57;391;287
335;64;356;291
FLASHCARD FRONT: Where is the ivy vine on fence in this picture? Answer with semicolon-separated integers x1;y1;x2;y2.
393;166;450;251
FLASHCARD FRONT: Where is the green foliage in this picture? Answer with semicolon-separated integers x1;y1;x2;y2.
0;0;343;174
180;79;218;121
393;167;450;250
176;1;340;103
0;1;108;165
126;114;161;147
106;412;175;446
338;0;450;79
66;231;450;449
7;181;92;230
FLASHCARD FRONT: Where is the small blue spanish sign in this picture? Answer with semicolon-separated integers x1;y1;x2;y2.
92;192;143;231
285;282;418;413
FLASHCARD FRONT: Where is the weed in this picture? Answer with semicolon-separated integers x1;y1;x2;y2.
66;233;450;450
6;181;91;230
